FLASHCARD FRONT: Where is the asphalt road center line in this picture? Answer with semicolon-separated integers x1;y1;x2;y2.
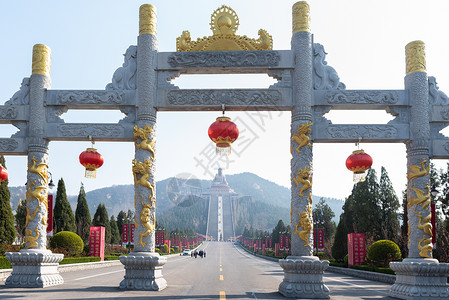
219;290;226;299
220;274;224;280
73;269;123;281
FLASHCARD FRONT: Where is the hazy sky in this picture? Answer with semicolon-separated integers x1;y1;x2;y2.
1;0;448;202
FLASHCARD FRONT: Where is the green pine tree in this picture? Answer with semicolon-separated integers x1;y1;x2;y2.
93;203;111;244
378;167;400;241
75;183;92;243
271;219;286;244
15;198;27;243
0;156;16;243
110;215;120;244
116;210;127;237
53;178;76;233
312;198;336;242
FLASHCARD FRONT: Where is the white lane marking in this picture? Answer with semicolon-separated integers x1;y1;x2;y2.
73;269;123;281
325;276;390;296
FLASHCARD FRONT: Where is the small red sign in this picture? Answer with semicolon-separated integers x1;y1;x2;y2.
348;233;365;266
46;195;53;234
89;226;105;261
122;224;128;243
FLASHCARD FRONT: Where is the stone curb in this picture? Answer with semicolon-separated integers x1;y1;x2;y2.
235;242;396;284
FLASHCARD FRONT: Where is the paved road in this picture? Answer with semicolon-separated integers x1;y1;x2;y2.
0;242;395;299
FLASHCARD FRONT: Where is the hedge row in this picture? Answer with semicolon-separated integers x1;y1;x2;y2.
59;257;101;265
350;264;395;275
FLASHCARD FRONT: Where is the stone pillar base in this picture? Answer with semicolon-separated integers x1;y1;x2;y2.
279;256;330;299
389;259;449;299
5;249;64;288
119;252;167;291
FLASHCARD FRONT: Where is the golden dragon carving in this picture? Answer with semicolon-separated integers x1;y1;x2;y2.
408;184;430;211
294;211;312;247
138;194;156;247
417;235;432;258
133;125;156;159
416;212;432;236
293;166;312;197
292;122;312;153
25;228;39;249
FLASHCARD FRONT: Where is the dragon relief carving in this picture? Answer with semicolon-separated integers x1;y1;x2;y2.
293;166;312;197
5;78;30;105
292;122;312;153
133;125;156;158
416;212;432;236
25;228;40;249
418;235;432;258
294;210;312;247
137;195;156;247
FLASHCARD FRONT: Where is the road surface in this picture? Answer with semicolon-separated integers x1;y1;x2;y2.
0;241;395;299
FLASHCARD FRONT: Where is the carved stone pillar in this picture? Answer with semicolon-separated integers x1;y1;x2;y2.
119;4;167;291
278;2;329;298
6;44;64;288
389;41;449;299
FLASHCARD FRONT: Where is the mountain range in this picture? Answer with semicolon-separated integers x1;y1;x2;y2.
8;172;344;232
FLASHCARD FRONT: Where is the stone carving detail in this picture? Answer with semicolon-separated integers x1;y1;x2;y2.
327;125;398;139
47;106;68;123
167;51;280;68
0;106;18;119
58;91;124;104
405;40;426;74
313;43;345;90
387;106;409;124
268;70;292;88
325;90;399;104
5;78;30;105
167;90;281;106
58;124;123;137
157;71;180;90
444;142;449;153
441;108;449;120
429;76;449;105
0;139;18;151
106;46;137;90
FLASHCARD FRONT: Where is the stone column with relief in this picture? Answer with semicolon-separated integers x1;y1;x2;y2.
278;2;330;298
5;44;64;288
389;41;449;300
119;4;167;291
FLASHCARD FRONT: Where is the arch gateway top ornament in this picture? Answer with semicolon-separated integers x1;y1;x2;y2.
176;5;273;51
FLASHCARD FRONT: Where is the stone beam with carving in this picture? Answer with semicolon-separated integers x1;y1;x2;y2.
46;90;136;108
0;138;27;155
157;89;291;111
313;124;409;143
313;90;407;109
0;105;28;124
46;123;134;142
159;50;288;72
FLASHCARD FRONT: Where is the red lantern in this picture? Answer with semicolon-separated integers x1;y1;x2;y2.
345;149;373;182
0;164;8;183
79;148;104;178
208;116;239;155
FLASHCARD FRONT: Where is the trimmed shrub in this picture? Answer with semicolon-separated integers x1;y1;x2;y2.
367;240;401;267
161;244;169;253
50;231;84;256
60;256;101;265
0;256;12;269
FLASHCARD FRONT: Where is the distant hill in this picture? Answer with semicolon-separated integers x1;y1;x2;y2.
8;172;344;229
